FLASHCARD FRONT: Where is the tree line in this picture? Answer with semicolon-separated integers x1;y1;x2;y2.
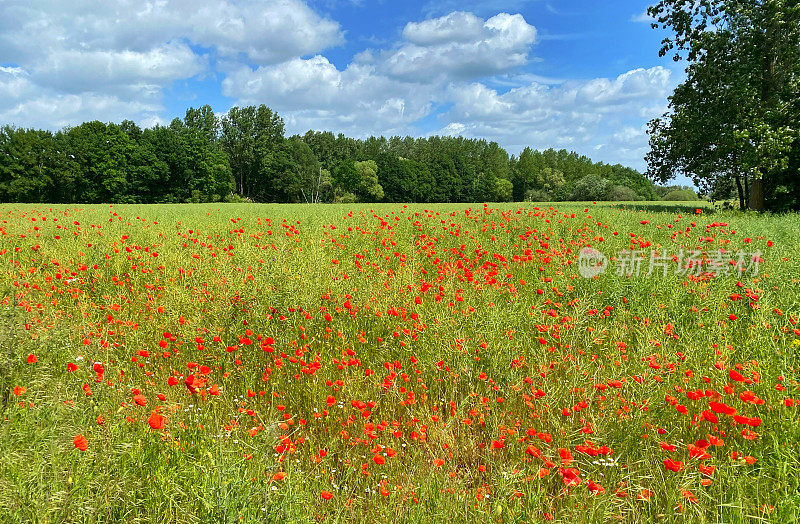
0;104;659;204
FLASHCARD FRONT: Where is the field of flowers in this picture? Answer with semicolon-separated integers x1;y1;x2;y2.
1;201;798;523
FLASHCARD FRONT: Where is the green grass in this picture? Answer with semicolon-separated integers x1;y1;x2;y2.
0;201;798;523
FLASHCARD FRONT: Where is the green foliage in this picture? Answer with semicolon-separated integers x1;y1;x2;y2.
606;184;644;201
332;160;360;196
353;160;384;202
0;105;660;204
568;174;611;201
335;191;357;204
221;105;284;200
540;167;566;194
62;121;137;203
708;176;737;201
662;189;699;201
0;126;59;203
646;0;800;211
495;178;513;202
524;189;552;202
266;138;321;203
141;121;231;203
654;184;694;198
184;105;220;144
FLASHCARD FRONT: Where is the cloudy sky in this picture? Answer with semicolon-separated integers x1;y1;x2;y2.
0;0;684;172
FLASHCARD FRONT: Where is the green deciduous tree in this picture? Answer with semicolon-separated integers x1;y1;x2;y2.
221;105;284;199
63;121;136;203
646;0;800;210
353;160;384;202
568;174;611;201
184;105;220;144
0;126;59;202
268;138;321;203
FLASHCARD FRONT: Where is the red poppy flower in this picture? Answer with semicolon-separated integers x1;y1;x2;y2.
733;415;761;427
148;412;166;430
729;369;746;382
525;445;541;458
560;468;581;487
587;479;605;494
708;401;736;416
701;410;719;423
699;464;715;476
687;444;711;460
74;434;88;451
321;491;333;500
739;390;764;404
663;458;685;472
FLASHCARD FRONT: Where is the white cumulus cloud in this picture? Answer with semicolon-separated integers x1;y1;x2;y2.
222;11;538;136
0;0;343;129
0;2;677;172
222;56;437;137
378;12;537;81
437;67;674;167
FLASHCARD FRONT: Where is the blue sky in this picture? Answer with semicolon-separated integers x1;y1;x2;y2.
0;0;687;176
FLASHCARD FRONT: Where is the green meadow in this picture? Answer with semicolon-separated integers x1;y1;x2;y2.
1;202;798;523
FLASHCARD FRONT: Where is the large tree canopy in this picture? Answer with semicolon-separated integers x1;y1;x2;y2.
646;0;800;211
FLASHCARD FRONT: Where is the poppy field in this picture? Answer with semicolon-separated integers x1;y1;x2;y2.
1;201;799;523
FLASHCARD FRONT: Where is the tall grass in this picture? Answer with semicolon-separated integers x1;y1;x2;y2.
0;201;798;523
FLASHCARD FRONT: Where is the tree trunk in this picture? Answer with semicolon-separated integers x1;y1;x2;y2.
743;174;750;210
735;174;745;211
749;177;764;211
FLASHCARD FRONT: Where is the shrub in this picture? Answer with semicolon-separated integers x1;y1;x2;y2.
224;193;250;203
335;192;357;204
569;174;611;201
662;189;699;201
524;189;552;202
495;178;513;202
605;185;643;201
